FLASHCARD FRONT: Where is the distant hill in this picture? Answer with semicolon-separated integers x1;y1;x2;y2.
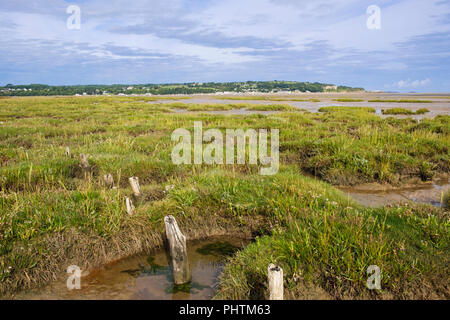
0;81;364;96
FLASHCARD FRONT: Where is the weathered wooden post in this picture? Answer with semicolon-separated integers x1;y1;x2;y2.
65;147;70;157
268;264;283;300
103;174;114;188
80;154;90;169
128;177;141;198
164;215;191;285
125;197;135;215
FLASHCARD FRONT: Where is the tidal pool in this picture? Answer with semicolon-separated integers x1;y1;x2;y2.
340;179;449;208
15;236;249;300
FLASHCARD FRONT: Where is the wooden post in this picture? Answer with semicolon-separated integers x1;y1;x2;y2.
103;174;114;188
65;147;70;157
128;177;141;198
164;215;191;285
126;197;135;215
268;264;283;300
80;154;90;169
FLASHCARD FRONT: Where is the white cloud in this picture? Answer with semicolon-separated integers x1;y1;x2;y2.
393;78;431;89
195;0;450;53
2;0;450;66
0;0;449;88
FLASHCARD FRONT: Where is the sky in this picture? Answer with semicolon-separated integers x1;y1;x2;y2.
0;0;449;92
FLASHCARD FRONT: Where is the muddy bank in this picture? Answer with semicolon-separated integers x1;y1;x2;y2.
0;214;264;298
12;236;250;300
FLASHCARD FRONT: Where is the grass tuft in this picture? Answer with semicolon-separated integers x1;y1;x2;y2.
382;108;430;115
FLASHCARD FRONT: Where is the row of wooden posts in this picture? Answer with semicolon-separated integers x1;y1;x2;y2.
70;149;140;216
71;148;284;299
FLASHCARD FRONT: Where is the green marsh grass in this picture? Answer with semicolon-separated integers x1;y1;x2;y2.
382;108;430;115
0;96;448;298
214;96;320;102
244;104;299;111
333;98;364;102
318;106;376;113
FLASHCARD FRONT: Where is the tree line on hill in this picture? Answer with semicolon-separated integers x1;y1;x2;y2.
0;81;364;96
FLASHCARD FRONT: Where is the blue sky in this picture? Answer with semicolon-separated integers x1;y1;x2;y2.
1;0;449;92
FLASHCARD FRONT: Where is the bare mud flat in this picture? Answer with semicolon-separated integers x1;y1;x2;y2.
148;92;450;118
12;236;249;300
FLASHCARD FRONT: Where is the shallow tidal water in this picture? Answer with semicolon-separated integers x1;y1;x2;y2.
147;93;450;119
15;236;249;300
340;179;449;208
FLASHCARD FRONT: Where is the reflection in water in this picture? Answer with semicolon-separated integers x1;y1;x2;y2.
15;237;248;300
